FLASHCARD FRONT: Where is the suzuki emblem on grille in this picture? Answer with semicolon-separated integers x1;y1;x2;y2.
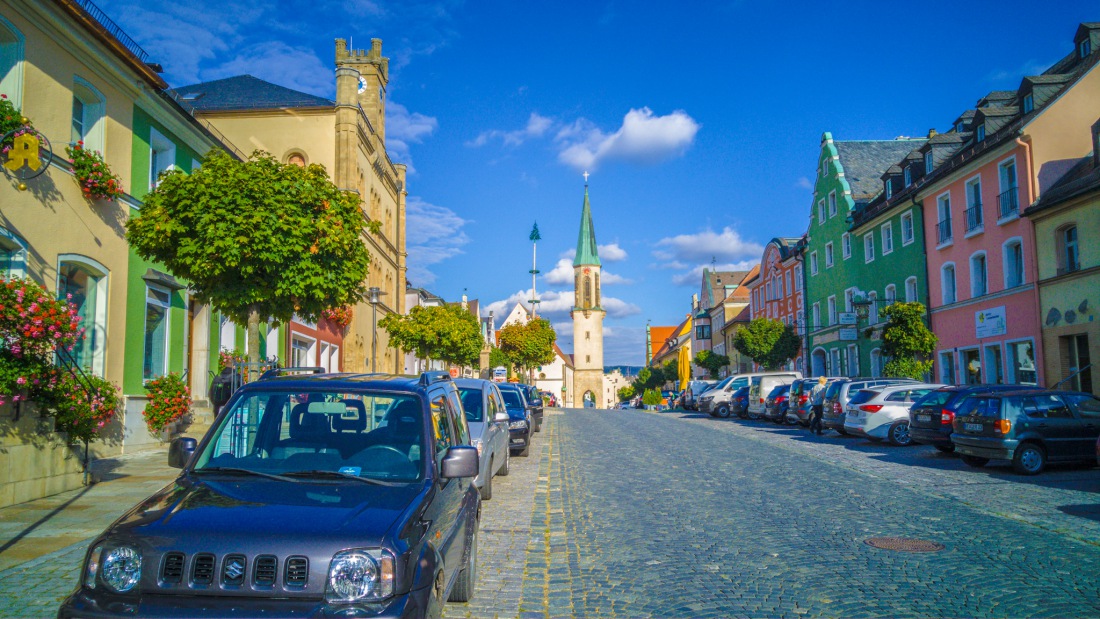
225;558;245;580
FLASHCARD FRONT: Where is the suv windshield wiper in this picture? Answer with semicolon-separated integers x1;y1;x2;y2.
282;470;401;486
194;467;300;483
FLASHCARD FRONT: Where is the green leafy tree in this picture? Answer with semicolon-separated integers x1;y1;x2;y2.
733;318;800;370
632;367;652;394
642;388;662;406
617;385;635;402
880;302;937;380
497;318;557;374
662;358;681;385
693;350;730;378
126;150;371;370
489;346;511;370
380;304;483;368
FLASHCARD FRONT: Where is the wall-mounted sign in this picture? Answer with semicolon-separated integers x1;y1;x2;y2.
2;127;52;190
975;306;1007;339
838;312;857;325
839;328;858;341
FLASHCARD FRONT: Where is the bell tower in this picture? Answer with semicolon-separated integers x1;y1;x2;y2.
571;176;605;408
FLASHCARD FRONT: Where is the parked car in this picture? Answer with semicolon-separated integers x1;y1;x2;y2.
500;383;541;432
59;369;482;618
519;383;544;431
909;384;1041;452
729;386;751;418
842;383;945;445
764;384;793;424
745;372;802;419
455;378;512;499
698;375;736;415
712;376;752;418
787;377;843;425
952;390;1100;475
822;377;919;434
682;380;717;411
498;386;533;456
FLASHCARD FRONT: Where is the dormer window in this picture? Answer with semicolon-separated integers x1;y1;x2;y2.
903;167;912;187
1022;93;1034;114
956;122;965;132
925;151;934;174
885;179;893;198
976;124;986;142
1080;38;1092;59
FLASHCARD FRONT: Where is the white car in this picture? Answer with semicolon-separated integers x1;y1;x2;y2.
843;383;946;445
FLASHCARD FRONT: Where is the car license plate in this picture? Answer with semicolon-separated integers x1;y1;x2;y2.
964;423;983;432
847;410;858;417
917;414;932;422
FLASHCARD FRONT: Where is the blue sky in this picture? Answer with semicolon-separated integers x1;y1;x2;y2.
100;0;1096;365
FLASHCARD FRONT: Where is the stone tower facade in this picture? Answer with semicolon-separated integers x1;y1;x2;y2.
571;185;605;408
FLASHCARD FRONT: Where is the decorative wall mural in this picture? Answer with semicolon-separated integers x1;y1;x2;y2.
1046;299;1095;327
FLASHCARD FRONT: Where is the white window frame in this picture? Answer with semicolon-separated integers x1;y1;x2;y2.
0;16;26;110
870;348;883;378
924;151;933;174
881;222;894;255
864;233;875;263
976;124;986;141
827;296;837;326
828;191;837;217
817;199;826;224
965;175;983;235
822;158;828;177
885;179;893;199
903;167;912;187
291;333;317;367
938;350;957;384
970;250;988;298
868;291;879;325
1002;236;1025;289
905;276;918;303
794;265;803;291
844;287;855;313
825;242;834;268
811;303;820;329
1022;93;1034;113
941;262;957;305
936;191;953;247
997;156;1019;222
984;342;1005;385
0;226;28;278
810;251;818;275
884;284;897;306
149;127;177;189
56;255;109;377
72;76;106;154
143;284;171;382
900;210;915;246
842;232;851;259
1005;337;1038;386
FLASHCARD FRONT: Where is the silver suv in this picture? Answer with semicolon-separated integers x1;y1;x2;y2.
822;377;919;434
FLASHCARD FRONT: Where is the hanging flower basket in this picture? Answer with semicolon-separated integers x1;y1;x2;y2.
0;94;31;150
143;372;191;434
321;305;354;330
65;141;124;201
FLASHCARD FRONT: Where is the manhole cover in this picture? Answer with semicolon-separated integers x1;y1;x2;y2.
864;537;945;552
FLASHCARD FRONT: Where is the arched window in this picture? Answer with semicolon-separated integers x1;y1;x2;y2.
1057;224;1079;274
286;151;307;167
594;273;600;307
905;276;918;303
0;16;25;108
72;77;106;153
584;276;592;308
0;226;27;278
57;256;109;377
941;263;957;305
868;291;879;325
574;273;580;304
885;284;897;306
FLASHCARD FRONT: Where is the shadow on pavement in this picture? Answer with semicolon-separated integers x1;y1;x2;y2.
0;485;92;557
1059;504;1100;521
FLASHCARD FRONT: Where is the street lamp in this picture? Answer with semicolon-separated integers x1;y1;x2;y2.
368;286;387;373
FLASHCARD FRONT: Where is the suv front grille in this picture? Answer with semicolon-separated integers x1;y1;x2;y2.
285;557;309;587
254;555;278;586
222;554;247;586
161;552;185;584
192;553;216;585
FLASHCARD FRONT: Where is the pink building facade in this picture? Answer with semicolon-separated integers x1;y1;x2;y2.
748;238;806;373
922;141;1043;387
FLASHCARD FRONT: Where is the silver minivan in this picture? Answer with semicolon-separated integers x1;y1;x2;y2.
745;372;803;419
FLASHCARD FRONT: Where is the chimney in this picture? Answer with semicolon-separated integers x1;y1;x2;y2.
928;128;938;138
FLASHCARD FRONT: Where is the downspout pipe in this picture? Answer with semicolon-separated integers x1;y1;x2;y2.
1016;135;1045;386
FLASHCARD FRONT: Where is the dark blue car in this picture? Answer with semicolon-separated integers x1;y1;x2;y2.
59;370;481;618
498;386;533;457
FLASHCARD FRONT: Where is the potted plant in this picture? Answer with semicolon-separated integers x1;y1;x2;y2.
65;141;124;201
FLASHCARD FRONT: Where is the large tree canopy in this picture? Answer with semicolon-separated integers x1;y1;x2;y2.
497;318;557;372
693;350;729;378
733;318;800;371
126;150;372;366
379;304;483;368
880;302;937;380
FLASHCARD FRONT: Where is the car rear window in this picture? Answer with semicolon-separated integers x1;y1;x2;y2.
789;381;806;396
912;390;953;409
1067;394;1100;419
1023;395;1073;419
958;396;1001;418
848;389;879;405
457;388;484;422
501;390;525;409
824;381;843;399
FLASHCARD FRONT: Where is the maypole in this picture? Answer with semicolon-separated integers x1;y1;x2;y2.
529;222;541;317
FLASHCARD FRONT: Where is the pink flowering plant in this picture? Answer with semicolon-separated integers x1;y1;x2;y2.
321;305;353;330
65;141;124;201
0;94;31;152
142;372;191;433
47;372;120;443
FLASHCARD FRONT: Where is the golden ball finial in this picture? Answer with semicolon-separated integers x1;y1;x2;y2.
20;117;29;125
17;182;28;191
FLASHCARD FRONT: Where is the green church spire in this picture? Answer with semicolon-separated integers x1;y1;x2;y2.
573;184;601;267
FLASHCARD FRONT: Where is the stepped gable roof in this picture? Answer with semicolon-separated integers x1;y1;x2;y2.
834;139;926;201
1026;153;1100;215
173;75;335;112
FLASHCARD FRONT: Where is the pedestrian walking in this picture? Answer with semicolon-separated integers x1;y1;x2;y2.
809;375;828;436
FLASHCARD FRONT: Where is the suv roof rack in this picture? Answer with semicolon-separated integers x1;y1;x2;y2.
259;367;326;380
419;371;453;387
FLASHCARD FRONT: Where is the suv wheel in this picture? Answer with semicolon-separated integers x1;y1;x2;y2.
498;450;510;476
1013;442;1046;475
715;404;731;418
961;454;989;468
887;421;912;446
448;531;477;602
480;459;493;500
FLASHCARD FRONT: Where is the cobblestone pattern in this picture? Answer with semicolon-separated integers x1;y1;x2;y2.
521;408;1100;618
0;541;85;618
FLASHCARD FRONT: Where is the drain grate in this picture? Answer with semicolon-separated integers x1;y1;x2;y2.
864;537;945;552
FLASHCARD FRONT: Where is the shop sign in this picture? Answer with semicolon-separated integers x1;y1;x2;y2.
975;306;1007;339
839;328;858;341
838;312;857;325
2;126;52;190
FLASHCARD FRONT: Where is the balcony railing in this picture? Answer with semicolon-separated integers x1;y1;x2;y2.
965;204;983;231
937;219;952;244
998;187;1019;219
74;0;150;63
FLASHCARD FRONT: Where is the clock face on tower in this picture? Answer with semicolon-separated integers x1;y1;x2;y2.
357;76;367;94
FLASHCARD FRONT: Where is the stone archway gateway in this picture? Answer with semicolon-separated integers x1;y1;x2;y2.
812;348;827;377
583;390;596;408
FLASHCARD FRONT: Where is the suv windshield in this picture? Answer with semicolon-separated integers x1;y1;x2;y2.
193;390;425;482
457;388;484;422
501;390;525;409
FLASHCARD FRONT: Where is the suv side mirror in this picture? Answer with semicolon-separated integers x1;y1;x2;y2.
441;445;479;479
168;437;197;469
494;411;509;423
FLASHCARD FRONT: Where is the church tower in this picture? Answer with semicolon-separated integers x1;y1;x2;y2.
571;180;605;408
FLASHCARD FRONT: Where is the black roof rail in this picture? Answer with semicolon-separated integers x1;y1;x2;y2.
419;371;452;387
259;367;326;380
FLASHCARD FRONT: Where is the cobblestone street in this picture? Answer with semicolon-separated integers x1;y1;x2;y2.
5;408;1100;617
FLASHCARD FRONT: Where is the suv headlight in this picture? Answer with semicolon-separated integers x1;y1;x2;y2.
508;420;527;430
326;549;394;602
95;545;141;593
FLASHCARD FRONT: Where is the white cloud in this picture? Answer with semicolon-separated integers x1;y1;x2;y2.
484;288;640;323
205;41;333;99
653;226;764;264
467;113;552;147
670;261;759;287
559;243;627;262
386;101;438;174
555;107;700;171
796;177;812;190
544;258;632;286
405;196;469;286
